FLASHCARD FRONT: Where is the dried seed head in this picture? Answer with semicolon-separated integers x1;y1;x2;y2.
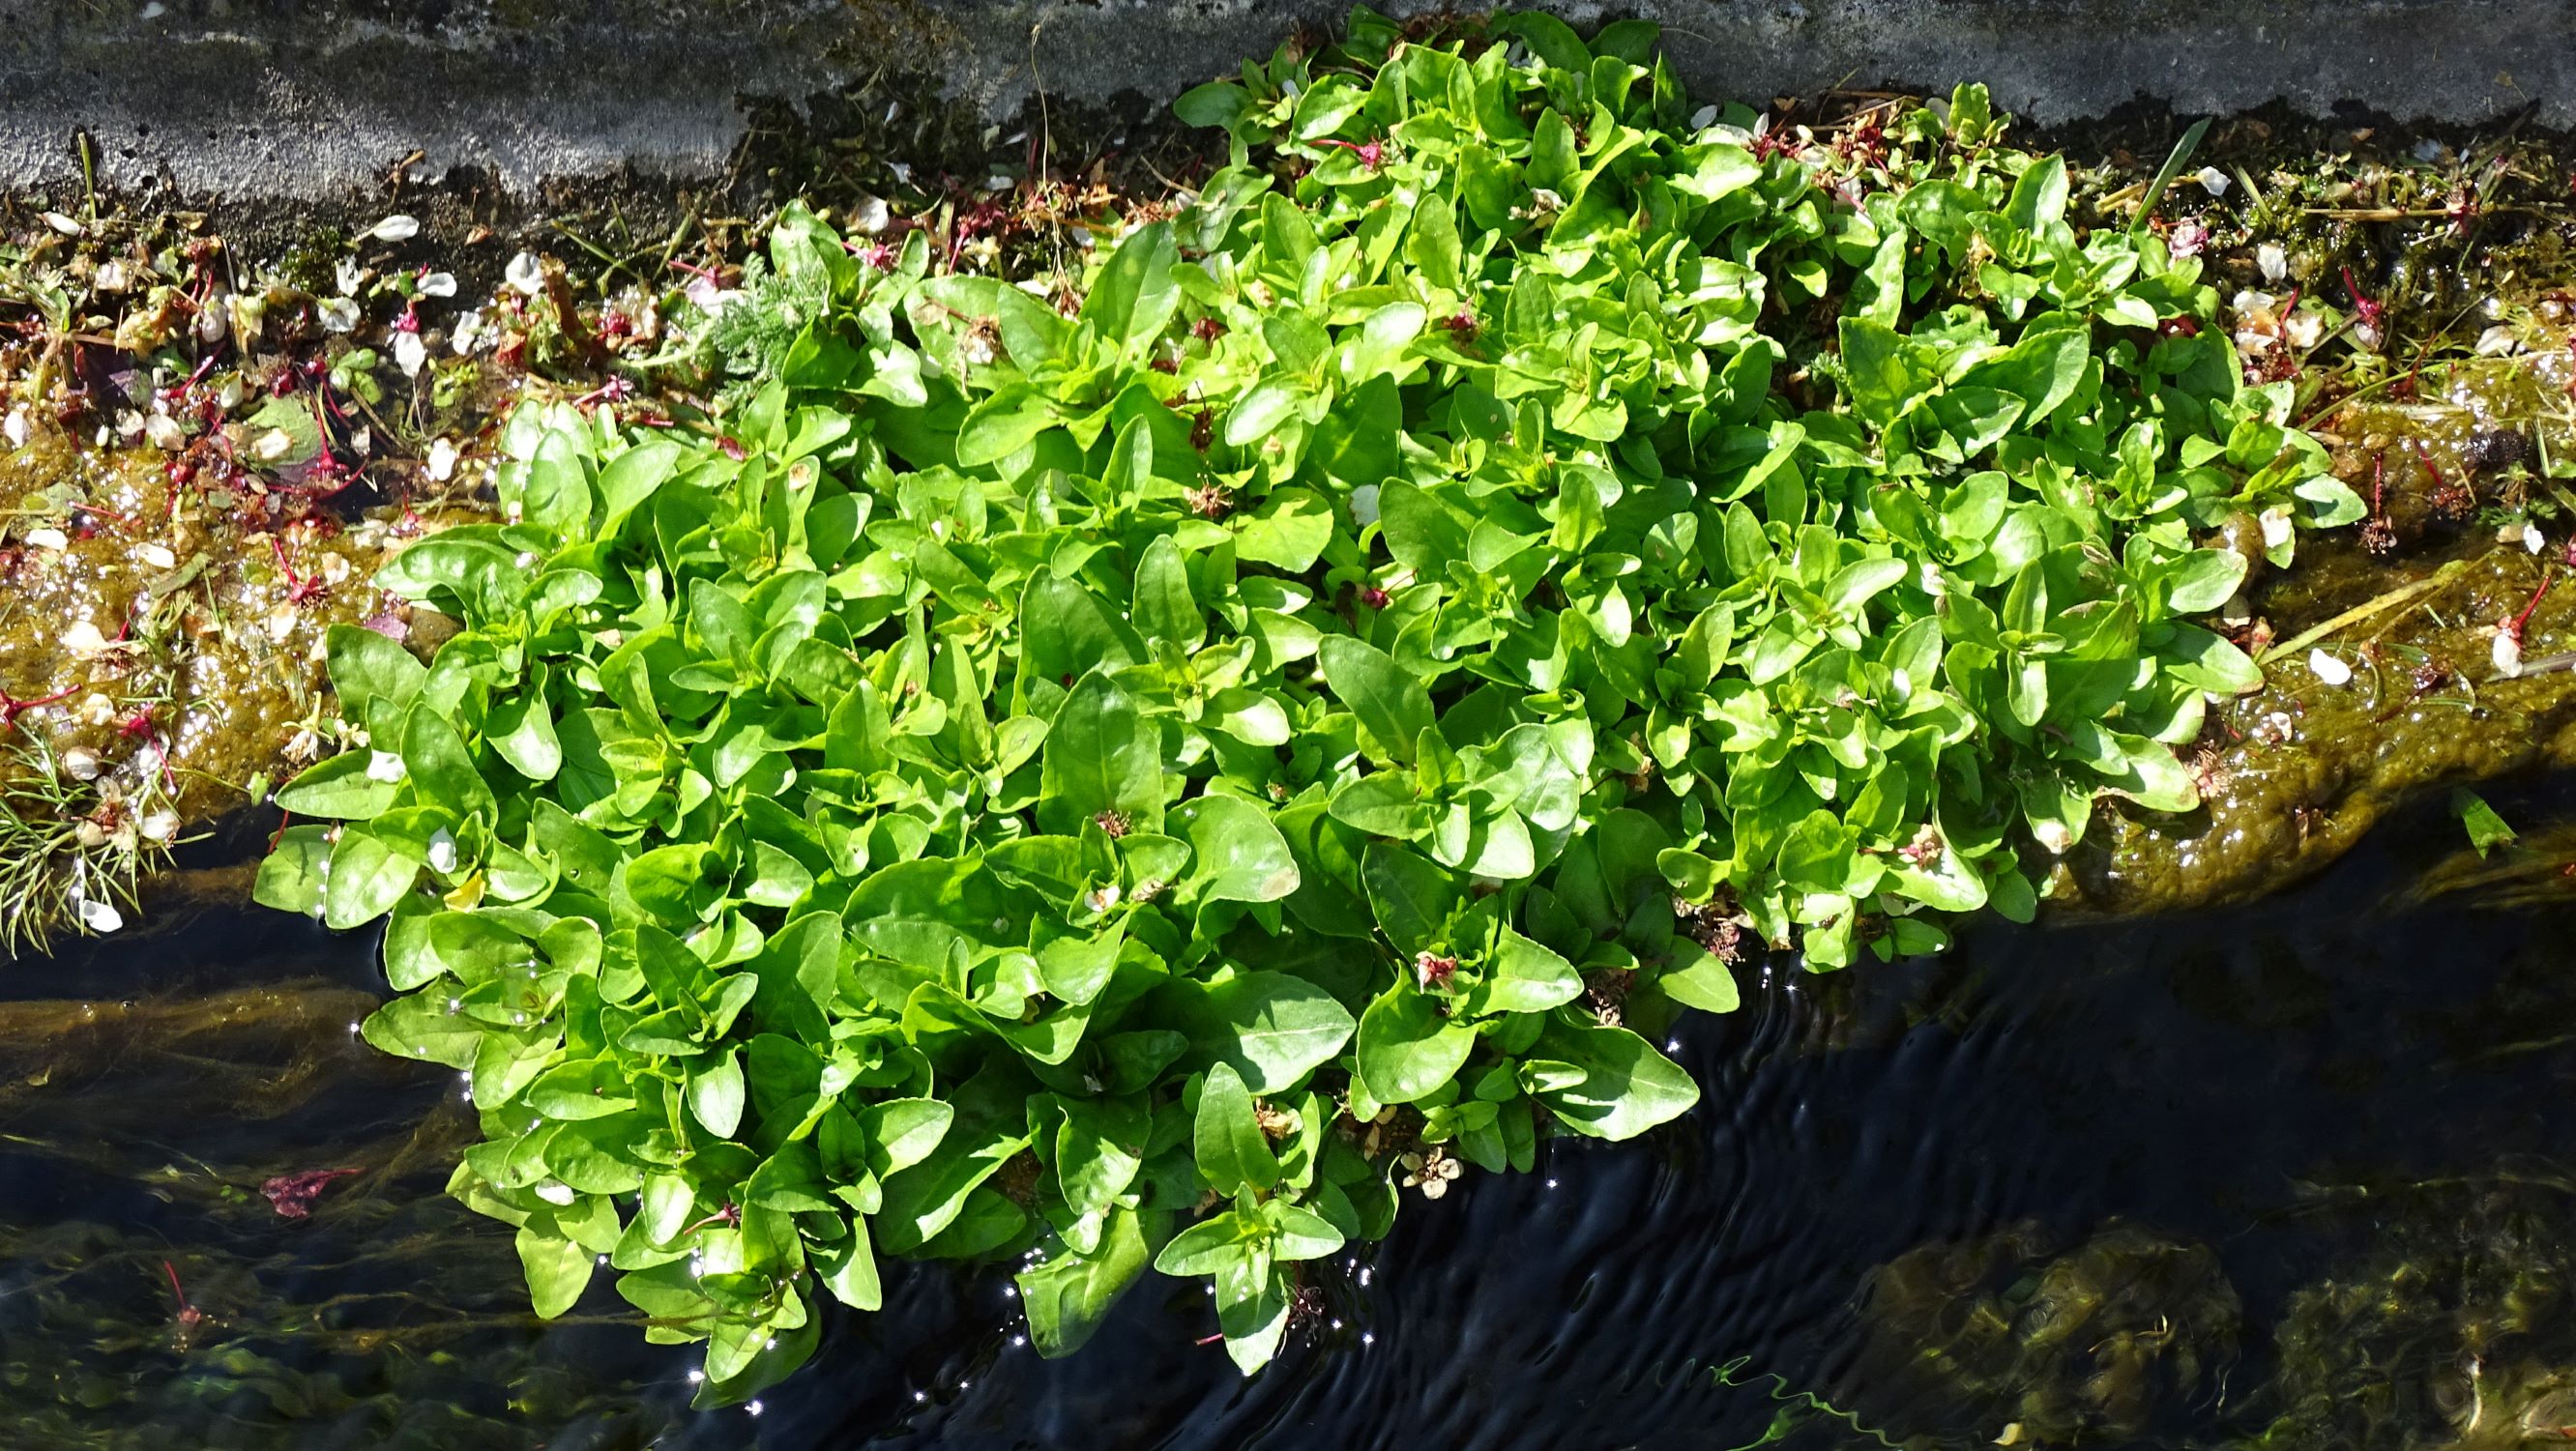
2360;514;2399;559
1186;483;1233;520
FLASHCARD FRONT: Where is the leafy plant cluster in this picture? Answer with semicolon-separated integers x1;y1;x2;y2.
252;9;2359;1401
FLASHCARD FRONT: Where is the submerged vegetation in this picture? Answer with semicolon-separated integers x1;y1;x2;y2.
228;5;2401;1398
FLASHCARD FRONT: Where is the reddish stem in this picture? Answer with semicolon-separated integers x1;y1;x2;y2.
2506;566;2556;644
0;682;82;732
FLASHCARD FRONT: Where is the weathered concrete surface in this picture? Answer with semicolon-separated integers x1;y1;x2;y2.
0;0;2568;203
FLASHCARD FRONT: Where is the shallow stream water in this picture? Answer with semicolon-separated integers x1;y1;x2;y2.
11;777;2576;1450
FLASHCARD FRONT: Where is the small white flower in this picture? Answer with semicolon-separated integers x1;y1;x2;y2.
61;747;102;780
2257;243;2287;283
1083;884;1122;914
60;620;110;656
366;214;421;242
427;827;457;874
394;330;427;378
336;256;366;297
2260;507;2294;553
451;308;485;354
2494;629;2525;678
416;272;457;298
506;251;545;296
2527;522;2548;554
684;276;739;312
76;897;124;933
2194;166;2231;196
2307;649;2352;686
1351;484;1383;527
426;437;459;481
318;297;361;333
2284;312;2324;350
366;750;409;783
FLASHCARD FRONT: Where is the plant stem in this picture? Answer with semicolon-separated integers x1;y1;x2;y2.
2258;559;2473;664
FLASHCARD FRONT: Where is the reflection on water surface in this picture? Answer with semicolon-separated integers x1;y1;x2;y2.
11;782;2576;1449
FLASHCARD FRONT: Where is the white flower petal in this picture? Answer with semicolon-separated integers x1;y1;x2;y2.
2526;522;2547;554
2259;508;2295;552
2307;649;2352;686
416;272;458;298
2257;243;2287;283
2194;166;2231;196
2495;630;2525;678
366;214;421;242
1350;484;1382;527
366;750;409;783
426;437;459;482
394;331;427;378
506;251;546;296
76;897;124;933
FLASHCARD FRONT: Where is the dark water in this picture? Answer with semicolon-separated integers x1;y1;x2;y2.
11;783;2576;1450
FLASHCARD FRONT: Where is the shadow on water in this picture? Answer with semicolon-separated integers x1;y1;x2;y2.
15;781;2576;1449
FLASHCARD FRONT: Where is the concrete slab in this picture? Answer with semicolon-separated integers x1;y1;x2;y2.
0;1;2563;201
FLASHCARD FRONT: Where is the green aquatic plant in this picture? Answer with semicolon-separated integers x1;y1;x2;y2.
0;733;164;955
252;8;2358;1401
